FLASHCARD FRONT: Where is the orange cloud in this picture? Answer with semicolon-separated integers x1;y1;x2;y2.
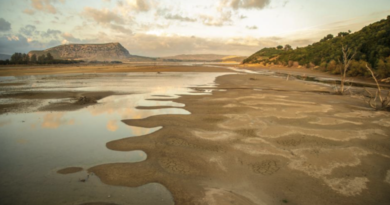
30;0;65;14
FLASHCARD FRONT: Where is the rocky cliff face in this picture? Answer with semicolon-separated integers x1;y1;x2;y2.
28;43;131;60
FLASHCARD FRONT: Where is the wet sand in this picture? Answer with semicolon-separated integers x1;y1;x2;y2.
57;167;83;174
0;64;232;114
0;64;230;77
88;73;390;205
0;91;120;114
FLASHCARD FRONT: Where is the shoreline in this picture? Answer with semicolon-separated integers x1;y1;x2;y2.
234;64;390;88
0;64;234;77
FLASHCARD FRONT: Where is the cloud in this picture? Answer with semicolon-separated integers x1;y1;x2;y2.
23;9;36;15
61;39;69;44
0;28;99;54
0;18;11;32
165;14;196;22
30;0;66;14
223;0;271;10
62;32;98;44
137;22;170;32
41;29;62;39
7;36;20;41
246;25;258;30
110;24;133;34
239;14;247;19
62;32;78;41
126;0;153;12
156;7;196;22
20;25;37;36
200;11;232;27
83;7;125;25
82;7;133;34
0;34;47;54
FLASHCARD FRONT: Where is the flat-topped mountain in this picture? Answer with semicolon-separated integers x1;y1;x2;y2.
28;43;131;60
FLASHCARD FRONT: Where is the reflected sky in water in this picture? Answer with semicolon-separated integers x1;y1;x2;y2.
0;72;229;205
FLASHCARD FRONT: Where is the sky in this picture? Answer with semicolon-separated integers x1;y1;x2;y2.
0;0;389;57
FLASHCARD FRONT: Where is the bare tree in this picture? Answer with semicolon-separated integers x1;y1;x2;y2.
337;44;356;94
364;64;390;110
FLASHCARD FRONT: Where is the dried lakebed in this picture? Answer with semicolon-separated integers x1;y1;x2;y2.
89;73;390;205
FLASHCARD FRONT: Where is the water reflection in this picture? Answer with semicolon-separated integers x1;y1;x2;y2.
0;119;11;127
41;113;75;129
0;72;229;205
107;119;119;132
88;94;187;120
0;100;173;205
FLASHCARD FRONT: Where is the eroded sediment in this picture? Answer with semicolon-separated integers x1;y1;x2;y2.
89;74;390;205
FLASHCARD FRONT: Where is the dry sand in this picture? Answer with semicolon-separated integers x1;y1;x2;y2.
235;64;390;89
86;73;390;205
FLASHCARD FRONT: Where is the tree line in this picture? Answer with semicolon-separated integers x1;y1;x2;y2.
0;52;84;65
243;16;390;79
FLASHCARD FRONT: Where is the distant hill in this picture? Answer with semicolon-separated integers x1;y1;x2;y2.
28;43;131;61
0;54;11;60
162;54;246;62
221;55;248;62
244;15;390;78
26;43;246;63
127;55;157;62
243;48;285;64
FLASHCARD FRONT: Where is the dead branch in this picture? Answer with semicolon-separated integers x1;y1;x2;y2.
365;64;390;110
381;77;390;83
338;44;357;94
344;80;354;92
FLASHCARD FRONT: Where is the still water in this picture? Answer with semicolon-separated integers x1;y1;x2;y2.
0;72;230;205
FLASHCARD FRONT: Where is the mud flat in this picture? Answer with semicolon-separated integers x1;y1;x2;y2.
89;73;390;205
0;63;230;77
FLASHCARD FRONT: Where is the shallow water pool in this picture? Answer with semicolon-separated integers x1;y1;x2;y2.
0;72;231;205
